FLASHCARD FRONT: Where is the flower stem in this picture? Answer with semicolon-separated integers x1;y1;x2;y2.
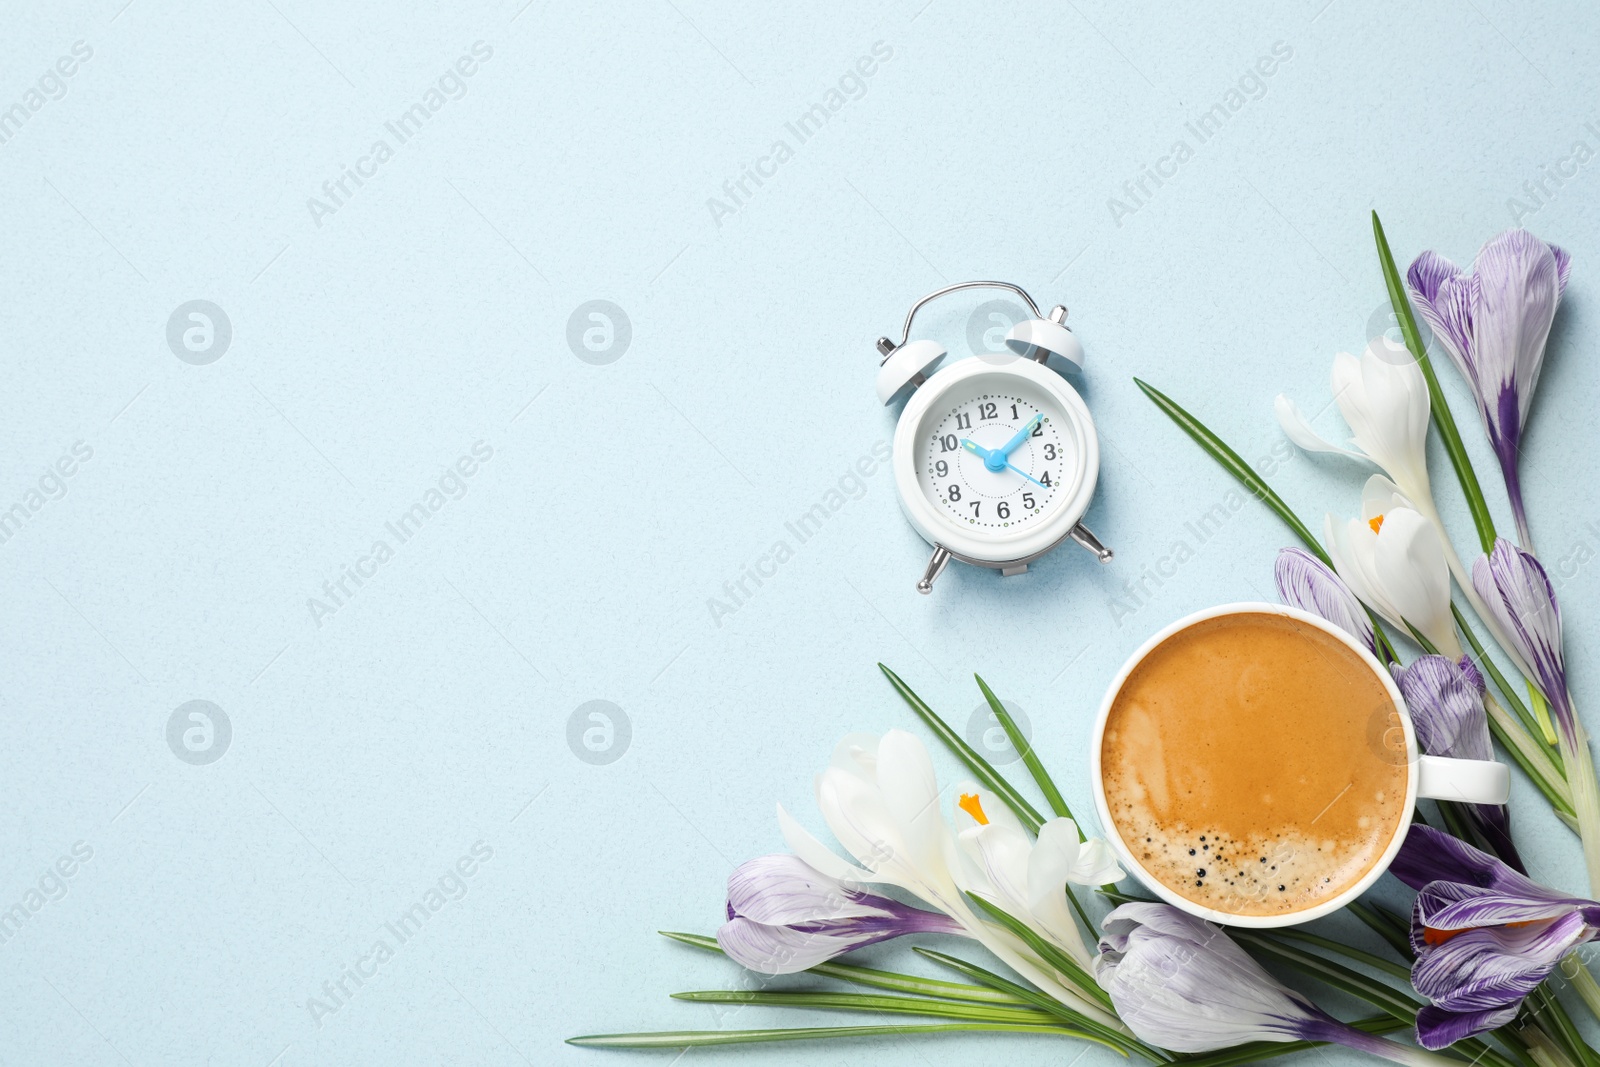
1554;714;1600;897
1531;685;1561;748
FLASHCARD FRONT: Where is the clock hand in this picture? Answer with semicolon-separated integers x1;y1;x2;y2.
960;438;995;464
1005;460;1047;488
997;414;1043;459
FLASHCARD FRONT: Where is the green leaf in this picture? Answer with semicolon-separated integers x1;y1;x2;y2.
1267;928;1412;982
657;930;1025;1005
1372;211;1497;555
567;1021;1103;1049
669;989;1053;1026
1132;378;1400;665
974;672;1109;917
879;663;1045;833
974;673;1073;822
1133;378;1325;561
913;947;1162;1062
964;892;1114;1012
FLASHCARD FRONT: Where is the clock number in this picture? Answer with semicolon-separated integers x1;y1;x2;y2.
955;412;971;430
997;501;1010;519
947;484;961;501
978;402;997;420
939;434;958;452
1023;492;1036;510
969;501;981;517
1031;420;1044;437
1040;470;1052;486
935;460;948;477
1010;403;1019;420
1044;443;1057;460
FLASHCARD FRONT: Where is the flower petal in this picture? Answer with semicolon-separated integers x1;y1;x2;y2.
726;854;880;925
1414;1003;1521;1051
1274;394;1371;463
1275;546;1376;653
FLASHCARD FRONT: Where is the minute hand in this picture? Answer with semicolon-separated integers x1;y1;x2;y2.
997;414;1042;458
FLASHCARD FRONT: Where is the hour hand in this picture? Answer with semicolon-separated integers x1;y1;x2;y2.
960;438;994;463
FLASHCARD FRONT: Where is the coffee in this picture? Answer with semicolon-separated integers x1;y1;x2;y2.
1100;611;1408;917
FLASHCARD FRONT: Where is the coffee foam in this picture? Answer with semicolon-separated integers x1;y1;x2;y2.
1107;795;1396;916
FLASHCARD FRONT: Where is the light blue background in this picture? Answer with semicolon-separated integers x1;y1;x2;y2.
2;0;1598;1063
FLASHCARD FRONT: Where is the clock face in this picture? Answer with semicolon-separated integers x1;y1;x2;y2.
915;378;1074;535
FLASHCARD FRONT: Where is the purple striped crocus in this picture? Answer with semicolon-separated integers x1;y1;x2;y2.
716;853;963;974
1390;825;1600;1049
1407;230;1571;549
1274;546;1376;655
1472;538;1600;893
1096;903;1453;1065
1393;655;1521;871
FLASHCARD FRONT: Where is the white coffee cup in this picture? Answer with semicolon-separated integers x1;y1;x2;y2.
1089;602;1509;928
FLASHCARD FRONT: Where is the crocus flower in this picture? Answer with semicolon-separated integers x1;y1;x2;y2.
774;729;1122;1025
1325;477;1460;657
1277;341;1505;646
1390;825;1600;1049
1408;230;1571;550
1276;337;1433;509
1473;539;1600;893
951;783;1122;967
716;853;965;974
1096;902;1453;1066
1274;546;1376;655
1394;655;1521;871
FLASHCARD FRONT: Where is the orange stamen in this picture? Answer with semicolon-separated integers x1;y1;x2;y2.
1369;515;1385;535
1425;919;1542;945
958;793;989;825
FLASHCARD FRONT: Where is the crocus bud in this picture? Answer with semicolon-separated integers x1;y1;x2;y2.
716;854;962;974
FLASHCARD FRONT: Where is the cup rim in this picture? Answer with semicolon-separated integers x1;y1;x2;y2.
1089;601;1419;928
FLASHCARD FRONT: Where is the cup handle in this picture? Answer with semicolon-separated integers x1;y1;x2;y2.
1416;754;1510;805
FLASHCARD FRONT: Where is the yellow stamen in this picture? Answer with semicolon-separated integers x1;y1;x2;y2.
958;792;989;825
1369;515;1385;535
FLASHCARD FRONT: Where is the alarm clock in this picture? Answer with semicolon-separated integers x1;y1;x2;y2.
875;281;1112;594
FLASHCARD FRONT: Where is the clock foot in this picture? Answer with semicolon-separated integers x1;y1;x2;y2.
1069;522;1114;563
916;545;952;594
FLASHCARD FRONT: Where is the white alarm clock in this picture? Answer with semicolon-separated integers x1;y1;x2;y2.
875;281;1112;594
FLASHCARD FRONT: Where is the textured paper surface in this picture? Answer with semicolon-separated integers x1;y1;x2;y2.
1;1;1597;1062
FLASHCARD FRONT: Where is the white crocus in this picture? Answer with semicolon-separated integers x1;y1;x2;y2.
950;783;1122;967
1325;477;1461;658
777;729;1122;1027
1277;339;1517;664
